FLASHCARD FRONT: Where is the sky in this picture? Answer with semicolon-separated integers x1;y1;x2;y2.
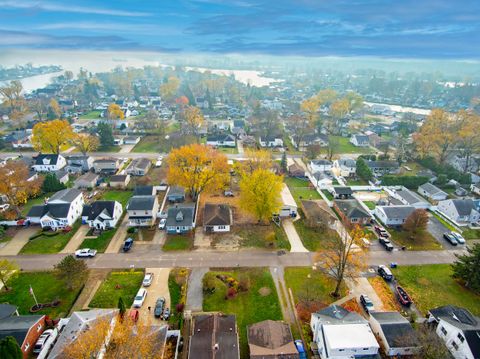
0;0;479;59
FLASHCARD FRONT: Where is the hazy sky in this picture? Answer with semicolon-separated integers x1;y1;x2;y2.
1;0;479;59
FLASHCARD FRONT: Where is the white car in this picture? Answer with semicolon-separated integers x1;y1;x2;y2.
158;218;167;229
133;288;147;308
0;204;10;211
143;273;154;287
451;231;466;244
33;329;54;354
75;248;97;258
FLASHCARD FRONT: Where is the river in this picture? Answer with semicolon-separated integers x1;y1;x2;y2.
364;101;431;115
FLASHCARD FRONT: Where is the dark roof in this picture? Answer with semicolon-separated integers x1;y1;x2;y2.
430;305;479;328
168;186;185;197
128;158;151;170
370;312;418;347
311;159;332;166
110;174;128;182
0;304;17;320
451;199;476;216
27;203;72;219
127;196;156;211
82;201;116;221
134;185;154;196
204;204;231;226
166;205;195;227
314;305;366;324
366;160;400;169
207;134;236;142
49;188;82;203
334;199;371;219
464;330;480;358
33;154;60;165
418;182;446;196
75;172;99;183
93;157;118;164
0;315;44;346
352;134;369;143
247;320;297;355
333;186;353;195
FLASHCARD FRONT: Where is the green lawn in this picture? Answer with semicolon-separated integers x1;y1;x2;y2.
398;162;426;176
233;224;291;250
89;270;144;308
101;190;133;207
203;268;283;357
79;229;116;253
321;189;334;200
461;228;480;240
97;145;121;153
0;271;84;318
392;264;480;315
363;201;377;210
21;193;53;216
346;178;369;186
168;268;188;327
79;110;102;119
20;220;81;254
218;147;239;154
284;177;321;205
162;234;194;251
329;136;373;154
132;136;164;153
389;229;443;250
293;213;339;251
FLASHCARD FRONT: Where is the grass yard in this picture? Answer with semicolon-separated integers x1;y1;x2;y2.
233;224;291;250
97;145;121;152
329;136;373;154
461;228;480;240
368;277;401;311
80;229;116;253
132;136;164;153
284;177;321;205
20;220;81;254
346;178;369;186
363;201;377;210
139;228;156;241
0;271;84;318
218;147;239;154
168;268;188;327
101;190;133;207
162;234;194;251
89;270;144;308
293;215;339;251
389;229;442;250
20;192;53;216
203;268;283;357
399;162;426;176
321;189;334;200
79;110;102;119
392;264;480;315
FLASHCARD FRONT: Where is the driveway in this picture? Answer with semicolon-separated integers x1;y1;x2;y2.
60;225;90;253
136;268;171;325
0;227;38;256
105;215;129;253
283;219;308;253
428;215;457;249
186;267;208;312
346;277;385;311
119;144;135;153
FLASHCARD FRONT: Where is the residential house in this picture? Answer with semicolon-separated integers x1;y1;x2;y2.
126;158;151;176
310;305;379;359
455;187;468;197
232;119;245;136
206;134;236;148
166;204;195;234
203;203;232;233
331;186;353;199
418;183;448;201
65;155;93;173
349;134;370;147
291;133;328;150
92;157;119;174
74;172;99;189
32;154;66;172
471;183;480;196
389;187;430;209
48;309;118;359
301;200;337;229
167;186;186;203
334;158;357;177
333;199;371;226
126;195;159;226
311;172;333;188
54;170;69;184
134;185;156;196
309;159;333;174
259;136;284;148
123;135;142;145
27;188;84;229
366;161;400;176
428;305;480;359
437;199;480;225
288;163;306;177
0;309;46;358
113;136;124;146
247;320;299;359
4;129;33;148
241;135;257;148
374;206;416;227
369;311;419;357
82;200;123;230
109;174;130;188
280;184;298;217
189;313;240;359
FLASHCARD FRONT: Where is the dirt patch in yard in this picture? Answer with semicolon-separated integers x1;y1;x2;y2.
210;232;241;250
258;287;271;296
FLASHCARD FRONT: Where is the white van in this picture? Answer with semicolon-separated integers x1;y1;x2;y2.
133;288;147;308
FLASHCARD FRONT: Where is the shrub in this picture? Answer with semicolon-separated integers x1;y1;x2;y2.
202;273;217;294
127;227;136;234
176;303;184;313
225;287;237;299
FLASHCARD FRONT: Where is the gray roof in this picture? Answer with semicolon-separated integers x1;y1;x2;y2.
27;203;72;219
396;189;428;205
311;159;332;166
451;199;476;216
353;134;369;143
33;154;61;165
338;158;356;167
371;312;419;347
110;174;128;182
367;160;400;169
168;186;185;197
379;206;416;219
430;305;480;329
313;305;366;325
419;182;447;197
247;320;298;356
49;188;82;203
334;199;371;219
0;304;17;320
167;205;195;227
134;185;154;196
128;158;151;171
75;172;99;183
82;201;117;221
333;186;353;195
0;315;44;346
127;195;156;211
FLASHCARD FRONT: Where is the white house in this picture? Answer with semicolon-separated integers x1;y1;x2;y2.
374;206;416;227
428;305;480;359
418;183;448;201
32;154;66;172
311;172;333;188
388;187;430;209
279;184;298;217
437;199;480;226
26;188;84;229
81;200;123;230
259;136;283;148
309;160;332;174
206;134;236;148
349;134;370;147
310;305;379;359
369;312;420;357
334;158;356;177
126;195;159;226
471;183;480;196
203;203;232;233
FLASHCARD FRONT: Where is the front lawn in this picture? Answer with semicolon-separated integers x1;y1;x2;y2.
233;224;291;250
461;228;480;240
80;229;116;253
89;270;144;308
162;234;194;251
293;216;339;251
168;268;188;327
392;264;480;315
20;220;81;254
328;136;373;154
132;136;164;153
284;177;321;205
0;271;84;318
363;201;377;210
79;110;102;119
321;189;333;200
101;190;133;207
203;268;283;357
218;147;239;154
389;229;442;250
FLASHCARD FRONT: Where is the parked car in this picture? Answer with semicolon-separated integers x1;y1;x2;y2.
0;204;10;211
443;233;458;246
294;340;307;359
224;190;234;197
374;225;389;238
154;297;166;318
451;231;466;244
158;218;167;230
123;237;134;252
161;307;170;320
377;265;394;281
133;288;147;308
143;273;154;287
396;286;413;306
359;294;375;314
379;237;394;251
128;309;139;322
33;329;54;354
75;248;97;258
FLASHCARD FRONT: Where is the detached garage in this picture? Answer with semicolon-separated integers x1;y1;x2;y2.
279;184;298;217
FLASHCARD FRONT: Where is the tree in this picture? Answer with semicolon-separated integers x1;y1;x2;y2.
325;136;339;161
32;119;73;154
457;110;480;172
29;98;49;121
280;152;287;173
0;336;22;359
42;173;66;193
411;325;451;359
167;144;229;200
137;109;165;136
239;168;283;224
316;89;338;106
315;226;366;297
288;114;313;150
64;70;74;81
452;243;480;293
54;255;89;291
70;133;99;156
356;157;373;181
107;104;124;129
97;122;115;147
47;98;62;120
118;297;126;318
159;76;180;102
0;259;19;291
0;80;25;120
62;317;112;359
305;144;322;160
236;149;273;176
183;105;204;140
403;209;429;238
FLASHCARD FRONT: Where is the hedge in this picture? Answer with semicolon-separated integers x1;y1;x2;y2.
417;157;471;184
381;175;429;189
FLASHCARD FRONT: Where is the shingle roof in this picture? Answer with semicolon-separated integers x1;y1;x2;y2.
204;203;232;226
127;196;156;211
419;182;446;196
134;185;154;196
247;320;298;357
110;174;128;182
451;199;476;216
370;312;418;347
82;201;116;221
166;205;195;227
168;186;185;197
49;188;82;203
396;189;428;205
0;304;17;320
367;160;399;169
314;305;366;324
128;158;151;170
334;200;370;219
75;172;99;183
33;154;60;165
333;186;353;195
0;315;44;346
378;206;416;219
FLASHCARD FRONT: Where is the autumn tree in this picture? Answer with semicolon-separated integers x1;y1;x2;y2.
236;149;273;176
250;109;280;138
29;98;49;121
107;103;124;129
239;168;283;224
288;114;312;150
183;105;204;140
316;89;338;106
62;317;112;359
452;243;480;293
315;225;366;297
457;110;480;172
306;144;322;160
0;80;25;120
403;209;429;238
47;98;62;120
54;255;89;291
159;76;180;102
167;144;229;200
0;162;42;216
70;133;99;155
325;136;339;161
32;119;73;154
0;259;19;291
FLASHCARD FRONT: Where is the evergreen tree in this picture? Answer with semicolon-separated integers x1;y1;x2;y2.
97;122;114;147
42;173;66;193
356;157;373;181
452;243;480;293
280;152;287;173
0;336;22;359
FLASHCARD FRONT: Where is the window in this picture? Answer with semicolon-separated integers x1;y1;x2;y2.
457;333;465;343
451;341;459;350
440;326;447;335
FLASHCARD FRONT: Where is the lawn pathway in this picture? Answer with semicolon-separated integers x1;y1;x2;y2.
0;227;37;256
68;269;110;313
185;267;209;312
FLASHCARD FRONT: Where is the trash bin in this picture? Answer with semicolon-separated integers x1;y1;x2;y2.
390;262;398;268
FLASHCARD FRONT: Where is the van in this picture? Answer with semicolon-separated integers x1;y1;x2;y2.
133;288;147;308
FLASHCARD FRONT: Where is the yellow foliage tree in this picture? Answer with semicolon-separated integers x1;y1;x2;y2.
69;133;100;156
167;144;229;200
239;168;283;224
183;105;204;140
316;89;338;106
107;103;124;120
457;110;480;172
49;98;62;119
32;119;73;154
300;96;320;124
0;80;25;120
159;76;180;101
236;149;273;176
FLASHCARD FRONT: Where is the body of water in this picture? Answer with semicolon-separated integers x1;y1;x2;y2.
365;101;431;115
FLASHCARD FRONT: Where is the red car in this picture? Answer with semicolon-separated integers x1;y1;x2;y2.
374;225;389;238
396;286;413;306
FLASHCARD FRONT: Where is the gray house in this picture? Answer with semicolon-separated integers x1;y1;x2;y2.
74;172;99;189
166;204;195;234
167;186;186;203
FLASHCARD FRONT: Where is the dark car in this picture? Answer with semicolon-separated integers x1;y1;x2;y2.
379;237;394;251
154;297;166;318
123;237;134;252
360;294;375;313
378;265;394;281
443;233;458;246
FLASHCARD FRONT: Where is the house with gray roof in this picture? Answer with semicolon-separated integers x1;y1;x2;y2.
126;195;159;226
82;200;123;230
437;199;480;226
418;182;448;201
350;134;370;147
206;134;236;148
333;199;371;226
126;158;152;176
389;187;430;209
32;154;66;172
92;157;119;174
374;206;416;227
366;160;400;176
166;204;195;234
247;320;299;359
334;158;357;177
203;203;232;233
74;172;99;189
167;186;186;203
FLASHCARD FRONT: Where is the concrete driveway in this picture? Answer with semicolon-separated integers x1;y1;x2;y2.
283;219;308;253
61;225;90;253
135;268;171;325
186;267;208;312
346;277;385;311
105;216;129;253
0;227;38;255
428;215;456;249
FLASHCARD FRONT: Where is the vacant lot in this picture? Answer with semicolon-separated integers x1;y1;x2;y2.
328;136;373;154
232;224;290;250
20;220;81;254
389;229;442;251
284;177;321;205
89;270;144;308
293;216;339;251
163;234;194;251
392;264;480;315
